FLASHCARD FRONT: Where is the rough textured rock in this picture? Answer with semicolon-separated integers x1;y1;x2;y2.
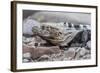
23;44;32;53
23;53;31;59
30;46;61;59
82;54;91;59
64;48;76;60
74;47;91;60
79;47;87;56
22;36;91;62
23;19;41;35
86;41;91;50
23;52;32;63
23;59;30;63
37;55;50;61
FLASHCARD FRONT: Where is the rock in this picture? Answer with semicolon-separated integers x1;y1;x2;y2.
23;37;35;44
63;58;69;61
27;42;36;48
82;54;91;59
22;51;33;62
64;48;76;60
79;47;86;56
31;46;61;59
48;51;63;61
86;41;91;50
74;47;90;60
23;44;32;53
23;36;47;48
37;55;50;61
23;53;31;59
74;52;80;60
23;59;30;63
23;19;41;35
75;47;81;53
74;47;82;60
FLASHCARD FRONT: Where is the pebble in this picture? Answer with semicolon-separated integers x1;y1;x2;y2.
64;48;75;60
23;59;30;63
23;53;31;59
79;47;86;56
37;55;50;61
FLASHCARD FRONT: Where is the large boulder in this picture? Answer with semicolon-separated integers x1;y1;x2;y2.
23;18;41;36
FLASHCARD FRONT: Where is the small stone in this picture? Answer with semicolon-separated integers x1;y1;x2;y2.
64;48;75;60
37;55;50;61
74;52;80;60
86;41;91;50
63;58;69;60
83;54;91;59
23;59;30;63
79;47;86;56
23;53;31;59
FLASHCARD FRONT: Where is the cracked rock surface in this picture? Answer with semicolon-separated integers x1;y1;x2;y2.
22;37;91;63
